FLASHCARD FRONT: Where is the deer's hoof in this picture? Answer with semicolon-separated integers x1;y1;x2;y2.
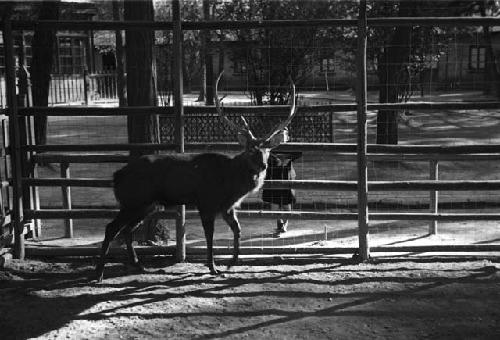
209;266;220;275
92;273;103;283
127;262;146;273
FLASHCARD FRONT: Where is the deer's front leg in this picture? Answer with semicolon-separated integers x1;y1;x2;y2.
200;213;219;275
222;209;241;269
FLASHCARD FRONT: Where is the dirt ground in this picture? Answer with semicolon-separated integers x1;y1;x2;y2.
1;255;499;340
2;91;500;339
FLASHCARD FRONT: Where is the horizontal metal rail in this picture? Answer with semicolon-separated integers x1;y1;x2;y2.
24;209;358;220
264;180;500;191
30;152;500;164
33;154;132;163
15;106;172;116
23;244;500;258
9;101;500;117
23;209;500;221
6;17;500;31
22;142;500;154
24;178;113;187
22;178;500;191
25;143;179;153
371;213;500;221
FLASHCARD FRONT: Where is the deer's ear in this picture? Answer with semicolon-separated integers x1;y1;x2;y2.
237;132;250;147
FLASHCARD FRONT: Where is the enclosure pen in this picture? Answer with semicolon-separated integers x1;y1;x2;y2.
1;2;500;261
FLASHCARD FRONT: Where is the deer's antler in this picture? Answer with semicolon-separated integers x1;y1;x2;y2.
215;71;256;139
262;76;297;143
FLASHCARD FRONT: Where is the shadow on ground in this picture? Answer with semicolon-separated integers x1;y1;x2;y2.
1;257;499;339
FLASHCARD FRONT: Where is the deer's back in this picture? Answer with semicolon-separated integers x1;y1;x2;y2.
113;153;235;209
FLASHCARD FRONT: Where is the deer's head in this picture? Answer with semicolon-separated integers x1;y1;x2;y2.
215;71;297;175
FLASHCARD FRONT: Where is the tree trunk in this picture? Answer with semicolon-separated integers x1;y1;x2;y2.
197;54;206;102
203;0;214;105
197;0;208;102
206;54;214;105
113;0;126;107
31;0;60;146
478;1;500;97
124;0;159;158
182;47;191;94
482;26;500;96
376;1;413;145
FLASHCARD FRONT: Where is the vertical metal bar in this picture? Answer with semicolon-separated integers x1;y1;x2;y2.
31;164;41;238
3;14;25;259
60;162;73;238
83;69;89;105
429;160;439;235
25;83;40;237
356;0;370;261
330;111;334;143
72;73;77;102
173;0;186;262
64;74;69;103
49;76;54;105
0;120;8;232
1;121;11;209
106;69;111;99
57;74;62;103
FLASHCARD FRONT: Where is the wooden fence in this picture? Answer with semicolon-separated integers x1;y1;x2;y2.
49;71;117;105
0;71;120;108
2;1;500;260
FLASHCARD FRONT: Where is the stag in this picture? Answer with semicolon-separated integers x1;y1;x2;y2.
94;72;297;281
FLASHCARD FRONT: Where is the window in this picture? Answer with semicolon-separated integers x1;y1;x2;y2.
469;45;486;71
233;60;247;74
320;58;335;73
57;37;85;74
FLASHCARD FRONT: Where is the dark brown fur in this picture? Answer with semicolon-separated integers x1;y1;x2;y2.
95;71;296;281
95;147;271;281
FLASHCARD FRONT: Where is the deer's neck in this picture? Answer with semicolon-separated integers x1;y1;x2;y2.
232;154;267;194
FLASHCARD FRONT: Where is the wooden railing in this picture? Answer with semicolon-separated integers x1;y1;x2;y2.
24;143;500;243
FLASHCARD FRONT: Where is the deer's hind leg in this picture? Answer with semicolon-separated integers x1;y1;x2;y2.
200;211;218;275
122;230;144;272
122;205;156;272
94;207;149;282
222;209;241;269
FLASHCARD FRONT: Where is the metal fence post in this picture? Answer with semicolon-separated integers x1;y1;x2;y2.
330;111;335;143
83;69;89;105
3;13;25;259
429;160;439;234
60;162;73;238
173;0;186;263
356;0;370;261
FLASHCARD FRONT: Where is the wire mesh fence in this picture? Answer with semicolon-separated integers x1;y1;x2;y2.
1;0;500;256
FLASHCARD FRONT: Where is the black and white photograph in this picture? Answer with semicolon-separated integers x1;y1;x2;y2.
0;0;500;338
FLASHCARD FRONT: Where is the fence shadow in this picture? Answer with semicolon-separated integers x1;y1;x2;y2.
1;259;498;339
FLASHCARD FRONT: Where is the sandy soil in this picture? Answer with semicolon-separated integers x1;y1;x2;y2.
1;256;500;340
